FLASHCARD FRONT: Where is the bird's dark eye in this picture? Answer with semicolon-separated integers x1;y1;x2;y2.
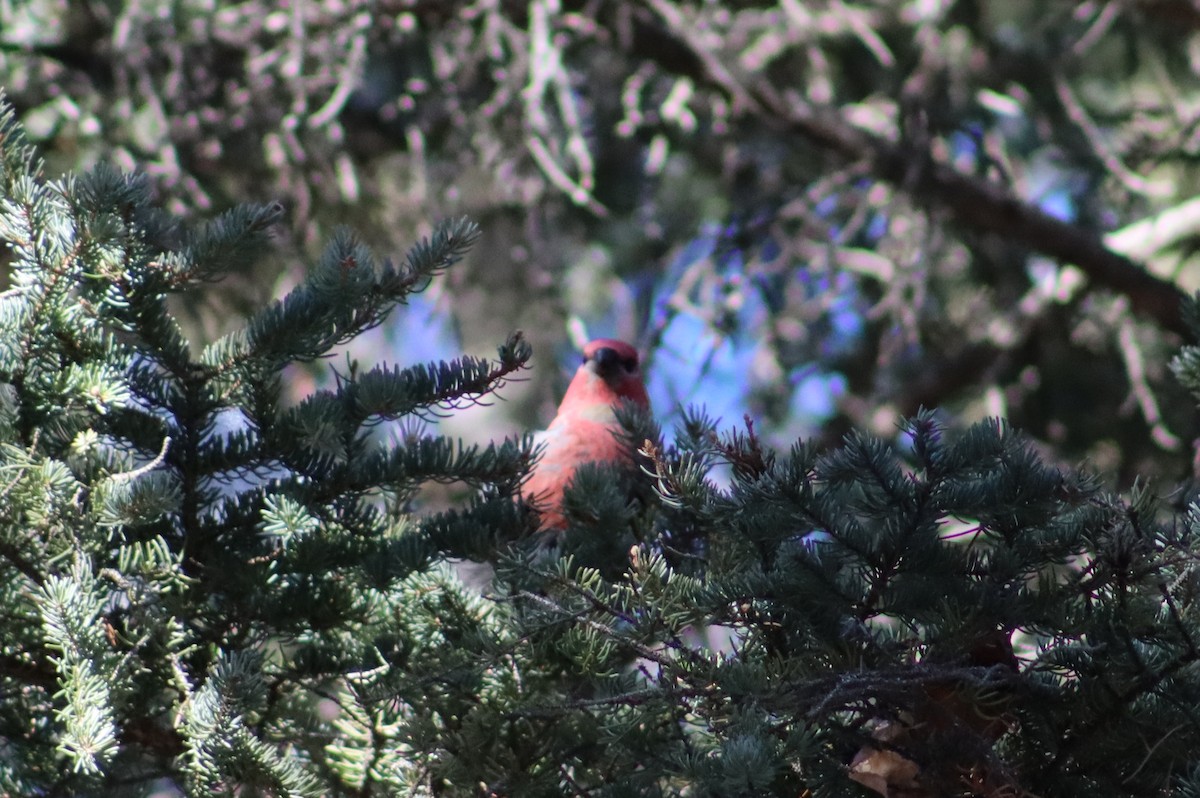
621;357;637;371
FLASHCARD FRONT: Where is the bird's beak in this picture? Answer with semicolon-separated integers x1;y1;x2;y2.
590;347;622;376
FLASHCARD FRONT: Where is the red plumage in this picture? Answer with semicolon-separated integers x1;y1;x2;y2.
524;338;650;530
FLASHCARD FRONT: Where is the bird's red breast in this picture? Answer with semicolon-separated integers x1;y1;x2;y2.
524;338;650;530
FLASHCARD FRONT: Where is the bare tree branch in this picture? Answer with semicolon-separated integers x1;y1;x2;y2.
635;2;1191;338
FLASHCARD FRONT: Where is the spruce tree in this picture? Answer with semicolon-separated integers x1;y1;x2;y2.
0;97;532;795
3;94;1200;798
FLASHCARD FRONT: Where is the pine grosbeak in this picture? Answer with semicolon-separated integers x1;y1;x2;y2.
524;338;650;531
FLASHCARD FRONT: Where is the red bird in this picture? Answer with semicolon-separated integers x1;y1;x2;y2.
524;338;651;531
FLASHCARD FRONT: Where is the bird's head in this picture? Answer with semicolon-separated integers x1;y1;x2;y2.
560;338;650;410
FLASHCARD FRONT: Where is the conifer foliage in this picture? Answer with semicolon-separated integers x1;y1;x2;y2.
3;98;1200;797
0;98;532;795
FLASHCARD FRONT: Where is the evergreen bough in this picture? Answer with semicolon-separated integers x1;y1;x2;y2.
2;96;1200;797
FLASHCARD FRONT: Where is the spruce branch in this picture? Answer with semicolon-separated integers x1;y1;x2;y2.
38;559;123;777
201;217;484;377
307;330;532;425
165;202;285;289
0;91;43;191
